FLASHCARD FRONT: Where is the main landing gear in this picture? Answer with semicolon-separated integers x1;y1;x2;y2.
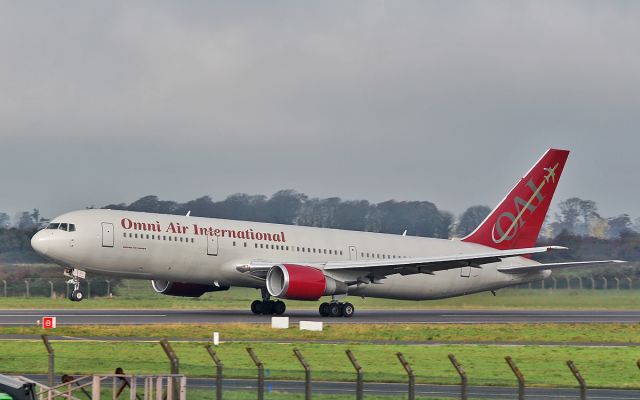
65;268;85;302
251;289;286;315
319;301;354;318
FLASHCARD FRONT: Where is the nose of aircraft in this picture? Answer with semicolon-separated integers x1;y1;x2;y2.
31;230;49;255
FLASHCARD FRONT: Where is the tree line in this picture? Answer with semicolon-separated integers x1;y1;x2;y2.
1;191;639;266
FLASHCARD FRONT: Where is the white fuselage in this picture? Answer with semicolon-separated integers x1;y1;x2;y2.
31;209;547;300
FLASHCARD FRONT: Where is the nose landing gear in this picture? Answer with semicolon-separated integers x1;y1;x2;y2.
64;268;86;302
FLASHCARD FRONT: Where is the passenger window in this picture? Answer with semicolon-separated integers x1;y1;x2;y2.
297;247;300;252
302;248;305;252
340;251;343;255
233;241;236;246
147;234;150;239
180;237;183;242
323;249;327;254
135;234;138;238
123;233;127;238
59;223;68;231
244;242;247;247
152;235;155;239
163;236;166;240
255;243;258;248
260;244;264;248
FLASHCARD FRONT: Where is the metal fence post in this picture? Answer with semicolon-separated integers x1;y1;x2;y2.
294;348;312;400
48;281;54;298
24;280;30;297
205;344;223;400
41;334;55;387
396;352;415;400
1;279;6;297
105;279;111;297
567;360;586;400
345;350;364;400
448;354;467;400
159;339;180;400
505;356;525;400
247;347;264;400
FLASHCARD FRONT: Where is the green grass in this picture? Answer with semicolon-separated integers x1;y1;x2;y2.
1;340;640;389
4;323;640;344
2;282;640;310
186;390;455;400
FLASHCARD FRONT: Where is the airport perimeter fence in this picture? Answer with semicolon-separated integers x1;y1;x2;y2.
0;275;638;299
3;335;640;400
0;278;112;298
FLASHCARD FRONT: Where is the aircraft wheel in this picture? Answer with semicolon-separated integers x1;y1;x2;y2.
70;290;84;302
251;300;262;314
261;300;274;315
341;302;355;317
319;302;330;317
273;300;286;315
328;302;342;317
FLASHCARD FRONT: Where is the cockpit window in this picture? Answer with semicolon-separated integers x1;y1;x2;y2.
69;224;76;232
59;223;68;231
47;223;60;230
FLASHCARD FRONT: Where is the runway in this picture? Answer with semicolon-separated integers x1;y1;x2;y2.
16;374;640;400
1;308;639;325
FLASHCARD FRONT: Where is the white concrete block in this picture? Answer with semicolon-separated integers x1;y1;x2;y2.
271;317;290;329
299;320;323;331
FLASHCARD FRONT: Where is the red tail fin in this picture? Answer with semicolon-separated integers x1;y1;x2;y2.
462;148;570;250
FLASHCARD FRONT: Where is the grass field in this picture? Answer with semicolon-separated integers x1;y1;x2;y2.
4;323;640;344
2;279;640;310
1;339;639;389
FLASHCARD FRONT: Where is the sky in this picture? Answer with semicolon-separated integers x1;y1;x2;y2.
1;1;639;222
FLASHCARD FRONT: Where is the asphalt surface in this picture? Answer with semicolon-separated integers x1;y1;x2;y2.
1;309;640;325
14;374;640;400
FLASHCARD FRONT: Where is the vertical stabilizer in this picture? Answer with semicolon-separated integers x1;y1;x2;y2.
462;148;570;250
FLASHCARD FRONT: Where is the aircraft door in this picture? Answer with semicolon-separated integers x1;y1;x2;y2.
101;223;114;247
349;246;357;261
207;235;218;256
460;266;471;278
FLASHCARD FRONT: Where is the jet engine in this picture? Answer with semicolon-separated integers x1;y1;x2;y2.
151;280;229;298
266;264;347;301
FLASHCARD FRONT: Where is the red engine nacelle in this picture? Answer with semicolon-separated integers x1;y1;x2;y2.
266;264;346;301
151;280;229;298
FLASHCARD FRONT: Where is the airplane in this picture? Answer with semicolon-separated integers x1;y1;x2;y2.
30;148;622;317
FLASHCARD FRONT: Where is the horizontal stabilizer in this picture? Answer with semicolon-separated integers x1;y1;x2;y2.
498;260;625;274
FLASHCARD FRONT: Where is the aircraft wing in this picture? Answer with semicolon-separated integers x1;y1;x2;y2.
238;245;569;282
318;245;566;282
497;260;625;274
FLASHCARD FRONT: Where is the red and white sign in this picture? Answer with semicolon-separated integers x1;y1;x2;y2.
42;316;57;329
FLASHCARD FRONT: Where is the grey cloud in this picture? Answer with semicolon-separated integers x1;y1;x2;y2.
0;1;638;220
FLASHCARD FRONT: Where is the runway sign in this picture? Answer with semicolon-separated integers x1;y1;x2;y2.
213;331;219;346
271;317;289;329
43;316;57;329
299;320;322;331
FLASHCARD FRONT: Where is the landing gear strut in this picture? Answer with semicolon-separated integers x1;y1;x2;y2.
319;301;354;318
64;268;85;302
251;288;286;315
